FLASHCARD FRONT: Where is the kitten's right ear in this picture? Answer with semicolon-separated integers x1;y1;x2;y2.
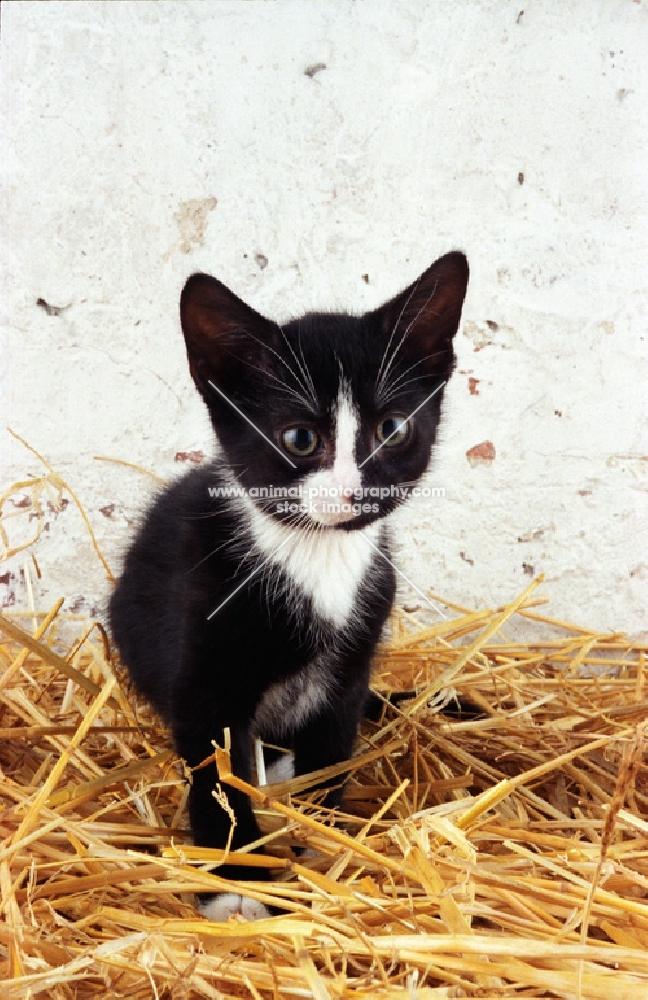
180;273;280;395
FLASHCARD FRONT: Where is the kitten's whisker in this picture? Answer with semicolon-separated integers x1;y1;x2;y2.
380;378;428;406
186;537;232;573
296;332;318;403
379;370;445;406
242;361;314;410
376;281;440;398
380;355;427;393
238;327;316;410
280;325;318;405
377;350;446;403
375;276;421;389
359;530;447;620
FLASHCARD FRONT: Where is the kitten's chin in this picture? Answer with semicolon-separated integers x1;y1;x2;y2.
308;508;359;528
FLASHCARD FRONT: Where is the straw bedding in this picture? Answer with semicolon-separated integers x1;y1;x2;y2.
0;461;647;997
0;580;645;999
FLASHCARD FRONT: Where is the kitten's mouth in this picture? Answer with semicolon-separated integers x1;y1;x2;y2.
306;507;388;533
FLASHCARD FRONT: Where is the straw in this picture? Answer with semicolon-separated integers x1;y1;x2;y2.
0;578;646;997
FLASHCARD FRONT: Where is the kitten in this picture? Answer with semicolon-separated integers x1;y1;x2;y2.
109;251;469;920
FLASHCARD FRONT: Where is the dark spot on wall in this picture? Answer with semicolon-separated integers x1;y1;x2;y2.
517;172;524;185
522;563;534;576
46;499;69;514
304;62;327;78
255;253;268;270
517;526;551;542
554;410;562;417
468;378;480;395
459;551;474;565
362;274;370;284
99;504;116;518
36;298;70;316
486;320;499;331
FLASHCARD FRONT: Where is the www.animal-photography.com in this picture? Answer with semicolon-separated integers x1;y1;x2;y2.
1;3;646;996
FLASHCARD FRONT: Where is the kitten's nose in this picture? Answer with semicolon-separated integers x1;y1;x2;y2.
307;459;363;526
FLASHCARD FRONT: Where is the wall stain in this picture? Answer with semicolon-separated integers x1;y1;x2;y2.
174;197;218;254
466;441;496;466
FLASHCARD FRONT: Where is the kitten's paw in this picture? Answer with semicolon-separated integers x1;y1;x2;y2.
263;752;295;785
197;893;272;922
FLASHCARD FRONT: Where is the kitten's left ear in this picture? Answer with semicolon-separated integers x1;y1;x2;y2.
376;251;469;375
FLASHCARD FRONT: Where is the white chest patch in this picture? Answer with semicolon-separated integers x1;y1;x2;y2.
241;496;380;628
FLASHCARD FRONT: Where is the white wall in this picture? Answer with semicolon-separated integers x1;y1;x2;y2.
1;1;646;634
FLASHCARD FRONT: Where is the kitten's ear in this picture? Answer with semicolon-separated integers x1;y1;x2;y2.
180;273;280;395
377;251;469;375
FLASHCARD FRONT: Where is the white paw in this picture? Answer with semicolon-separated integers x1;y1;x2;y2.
263;753;295;785
197;892;272;922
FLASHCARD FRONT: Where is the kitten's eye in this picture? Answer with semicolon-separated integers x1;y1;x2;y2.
282;427;319;457
376;416;410;447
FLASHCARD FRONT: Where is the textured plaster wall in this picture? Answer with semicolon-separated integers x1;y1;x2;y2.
1;1;646;635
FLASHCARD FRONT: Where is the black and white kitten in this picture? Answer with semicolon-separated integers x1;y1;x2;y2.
109;251;469;920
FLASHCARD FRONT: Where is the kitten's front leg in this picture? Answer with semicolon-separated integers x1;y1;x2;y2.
174;721;273;921
292;685;368;811
180;729;261;860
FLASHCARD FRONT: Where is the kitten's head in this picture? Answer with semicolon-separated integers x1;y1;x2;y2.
180;252;469;531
